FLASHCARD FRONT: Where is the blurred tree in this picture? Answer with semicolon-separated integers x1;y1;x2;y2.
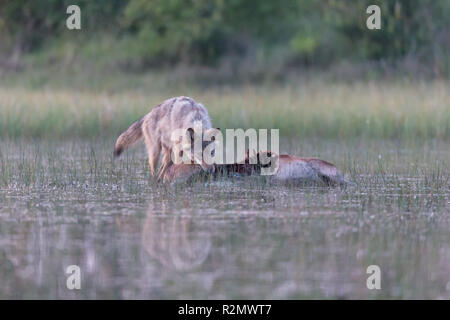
0;0;125;52
330;0;450;60
122;0;226;64
0;0;448;70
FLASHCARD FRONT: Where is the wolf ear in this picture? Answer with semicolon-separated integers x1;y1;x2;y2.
212;128;221;141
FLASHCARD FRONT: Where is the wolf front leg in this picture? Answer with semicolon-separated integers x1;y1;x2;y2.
145;145;160;177
156;147;173;182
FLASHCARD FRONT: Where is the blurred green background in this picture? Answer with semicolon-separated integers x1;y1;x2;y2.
1;0;449;77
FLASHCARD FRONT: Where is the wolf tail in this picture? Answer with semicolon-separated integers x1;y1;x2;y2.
114;117;144;157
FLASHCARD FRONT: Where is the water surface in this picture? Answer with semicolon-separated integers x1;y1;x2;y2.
0;139;448;299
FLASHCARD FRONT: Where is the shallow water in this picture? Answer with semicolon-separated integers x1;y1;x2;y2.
0;139;449;299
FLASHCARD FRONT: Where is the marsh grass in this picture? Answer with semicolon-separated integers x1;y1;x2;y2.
1;69;449;140
1;138;448;210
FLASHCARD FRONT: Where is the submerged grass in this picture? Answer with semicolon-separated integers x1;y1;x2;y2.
0;138;448;210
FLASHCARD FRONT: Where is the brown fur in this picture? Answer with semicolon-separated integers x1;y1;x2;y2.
162;150;353;186
245;150;352;185
162;161;257;184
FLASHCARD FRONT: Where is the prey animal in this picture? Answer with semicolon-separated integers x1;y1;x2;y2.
245;150;354;186
162;150;354;187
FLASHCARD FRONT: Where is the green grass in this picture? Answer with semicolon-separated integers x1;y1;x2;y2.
0;68;449;140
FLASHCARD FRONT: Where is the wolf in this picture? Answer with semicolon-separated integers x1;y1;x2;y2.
113;96;214;180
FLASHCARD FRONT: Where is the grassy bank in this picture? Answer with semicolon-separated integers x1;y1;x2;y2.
0;69;449;140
